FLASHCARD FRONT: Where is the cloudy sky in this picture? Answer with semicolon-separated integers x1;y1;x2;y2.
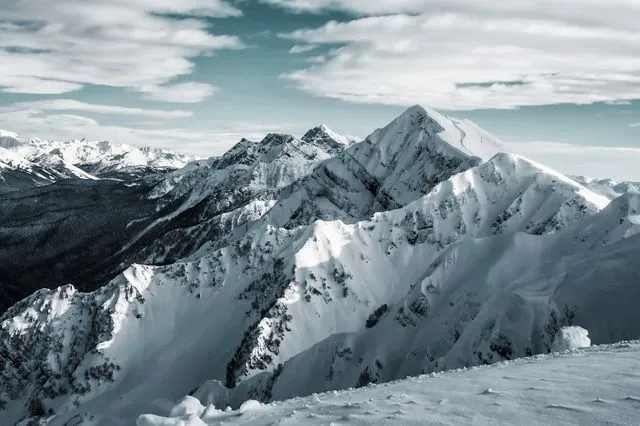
1;0;640;179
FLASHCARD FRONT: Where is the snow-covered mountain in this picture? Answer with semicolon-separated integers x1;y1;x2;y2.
134;126;356;265
1;106;638;425
0;138;95;189
300;124;359;153
571;175;640;200
0;130;196;191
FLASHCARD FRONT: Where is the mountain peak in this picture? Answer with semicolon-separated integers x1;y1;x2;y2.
397;104;447;123
368;105;504;162
403;104;428;117
0;129;24;149
0;129;20;139
301;125;356;154
261;133;296;146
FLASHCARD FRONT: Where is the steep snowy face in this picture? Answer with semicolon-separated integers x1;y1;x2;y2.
213;153;610;397
134;130;358;265
265;106;509;229
363;105;503;164
194;175;632;408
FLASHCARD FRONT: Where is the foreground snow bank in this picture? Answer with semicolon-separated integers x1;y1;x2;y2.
552;326;591;352
137;399;264;426
138;341;640;426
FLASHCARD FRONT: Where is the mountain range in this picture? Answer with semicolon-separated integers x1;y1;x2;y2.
0;106;638;425
0;129;196;191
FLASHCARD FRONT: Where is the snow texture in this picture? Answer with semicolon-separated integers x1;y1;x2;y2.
139;341;640;426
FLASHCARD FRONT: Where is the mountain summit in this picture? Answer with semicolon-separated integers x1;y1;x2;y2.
301;125;358;153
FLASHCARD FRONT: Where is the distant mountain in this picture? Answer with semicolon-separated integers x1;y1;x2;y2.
0;131;197;191
0;130;23;149
571;175;640;200
1;107;639;426
0;125;357;313
0;132;97;189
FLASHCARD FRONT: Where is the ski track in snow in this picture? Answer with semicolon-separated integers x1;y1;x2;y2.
451;119;468;153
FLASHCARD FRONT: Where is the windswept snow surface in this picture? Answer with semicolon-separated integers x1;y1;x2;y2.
140;341;640;426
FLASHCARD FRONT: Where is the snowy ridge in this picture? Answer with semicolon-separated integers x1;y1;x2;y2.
0;145;96;189
263;105;503;231
135;129;353;265
217;152;610;391
22;138;196;173
0;105;637;425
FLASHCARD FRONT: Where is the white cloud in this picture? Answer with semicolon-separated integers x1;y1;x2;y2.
277;2;640;110
0;76;84;94
510;141;640;181
289;44;318;54
0;0;244;100
138;82;218;103
5;99;192;118
306;55;326;64
629;123;640;128
264;0;640;28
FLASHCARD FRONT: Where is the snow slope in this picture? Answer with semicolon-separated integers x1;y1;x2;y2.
140;340;640;426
